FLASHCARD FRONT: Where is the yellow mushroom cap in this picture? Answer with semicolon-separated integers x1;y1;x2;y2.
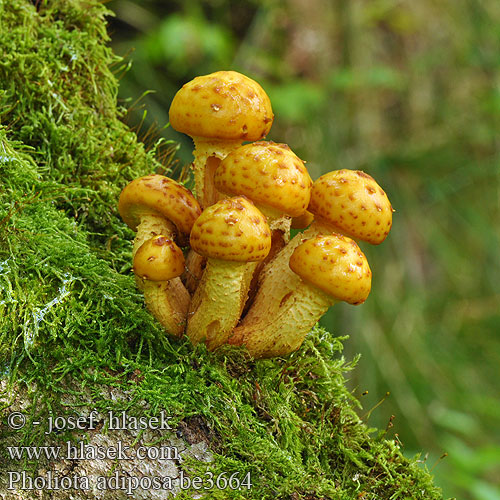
289;234;372;305
118;174;201;234
169;71;274;142
308;170;393;245
214;141;312;217
133;236;185;281
190;196;271;262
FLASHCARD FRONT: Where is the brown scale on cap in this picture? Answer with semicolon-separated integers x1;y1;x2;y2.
169;71;273;142
214;141;312;218
308;169;393;245
190;196;271;262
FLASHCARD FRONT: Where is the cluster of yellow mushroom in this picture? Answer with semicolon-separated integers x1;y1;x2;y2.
118;71;393;359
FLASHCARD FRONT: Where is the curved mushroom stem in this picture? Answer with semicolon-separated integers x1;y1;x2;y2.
230;280;335;359
186;259;258;349
192;138;242;208
142;278;190;338
239;219;336;323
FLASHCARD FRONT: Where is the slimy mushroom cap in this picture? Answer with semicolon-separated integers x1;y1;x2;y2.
190;196;271;262
169;71;274;142
214;141;312;218
289;234;372;305
309;169;393;245
118;174;201;235
133;236;185;281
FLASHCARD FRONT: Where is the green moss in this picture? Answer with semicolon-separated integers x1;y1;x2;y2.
0;1;444;498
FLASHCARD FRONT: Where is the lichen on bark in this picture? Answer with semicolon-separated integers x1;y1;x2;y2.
0;1;444;499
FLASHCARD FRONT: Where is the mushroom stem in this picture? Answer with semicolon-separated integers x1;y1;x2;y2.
133;215;177;257
230;280;335;358
243;208;291;314
182;249;206;295
192;138;242;208
142;279;190;338
238;228;308;325
187;259;258;349
239;221;344;323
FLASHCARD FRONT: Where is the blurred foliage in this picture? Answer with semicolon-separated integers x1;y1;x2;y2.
106;0;500;498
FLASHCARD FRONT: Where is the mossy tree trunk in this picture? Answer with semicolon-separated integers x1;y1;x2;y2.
0;1;444;499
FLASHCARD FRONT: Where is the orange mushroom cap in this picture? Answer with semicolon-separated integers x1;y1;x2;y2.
214;141;312;218
289;234;372;305
118;174;201;235
308;169;393;245
133;236;185;282
169;71;273;142
190;196;271;262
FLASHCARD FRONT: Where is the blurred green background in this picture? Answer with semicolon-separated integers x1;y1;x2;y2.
106;1;500;498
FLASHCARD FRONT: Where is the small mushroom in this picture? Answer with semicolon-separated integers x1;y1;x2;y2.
133;236;188;335
118;174;201;336
230;234;371;358
169;71;274;209
240;169;392;329
186;196;271;350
